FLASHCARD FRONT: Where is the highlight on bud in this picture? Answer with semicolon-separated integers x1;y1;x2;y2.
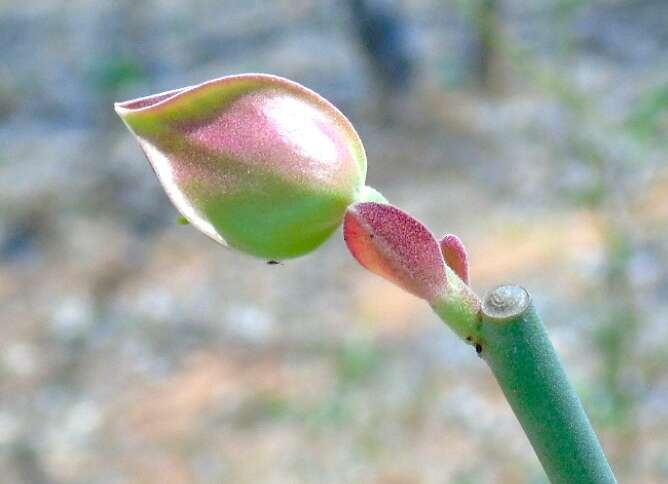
343;202;448;302
115;73;377;259
440;234;470;284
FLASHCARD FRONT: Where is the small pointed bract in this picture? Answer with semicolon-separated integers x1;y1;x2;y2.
115;73;374;259
344;202;448;302
440;234;470;284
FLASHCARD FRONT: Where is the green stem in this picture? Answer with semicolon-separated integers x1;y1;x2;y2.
430;265;482;341
478;285;616;483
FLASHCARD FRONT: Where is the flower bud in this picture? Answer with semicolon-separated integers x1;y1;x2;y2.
115;74;373;259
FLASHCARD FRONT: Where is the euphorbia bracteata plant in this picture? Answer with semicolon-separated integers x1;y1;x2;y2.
116;73;616;483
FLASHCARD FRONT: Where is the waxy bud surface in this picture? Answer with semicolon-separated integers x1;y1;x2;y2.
115;74;369;259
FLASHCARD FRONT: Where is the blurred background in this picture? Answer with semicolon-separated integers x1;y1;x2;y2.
1;0;667;482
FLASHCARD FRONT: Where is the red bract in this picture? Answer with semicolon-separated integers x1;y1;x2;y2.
343;202;448;302
344;202;480;338
440;234;470;284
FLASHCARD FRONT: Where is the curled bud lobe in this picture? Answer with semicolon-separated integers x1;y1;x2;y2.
440;234;470;284
343;202;448;302
116;74;368;259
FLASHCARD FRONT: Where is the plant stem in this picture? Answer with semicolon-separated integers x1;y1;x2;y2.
477;285;616;484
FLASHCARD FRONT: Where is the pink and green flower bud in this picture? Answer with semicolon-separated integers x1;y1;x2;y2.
115;73;380;259
344;202;480;340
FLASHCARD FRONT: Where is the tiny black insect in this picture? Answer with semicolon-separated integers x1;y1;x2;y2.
475;344;482;355
267;260;281;265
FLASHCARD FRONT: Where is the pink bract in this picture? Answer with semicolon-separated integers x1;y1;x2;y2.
440;234;470;284
343;202;448;302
